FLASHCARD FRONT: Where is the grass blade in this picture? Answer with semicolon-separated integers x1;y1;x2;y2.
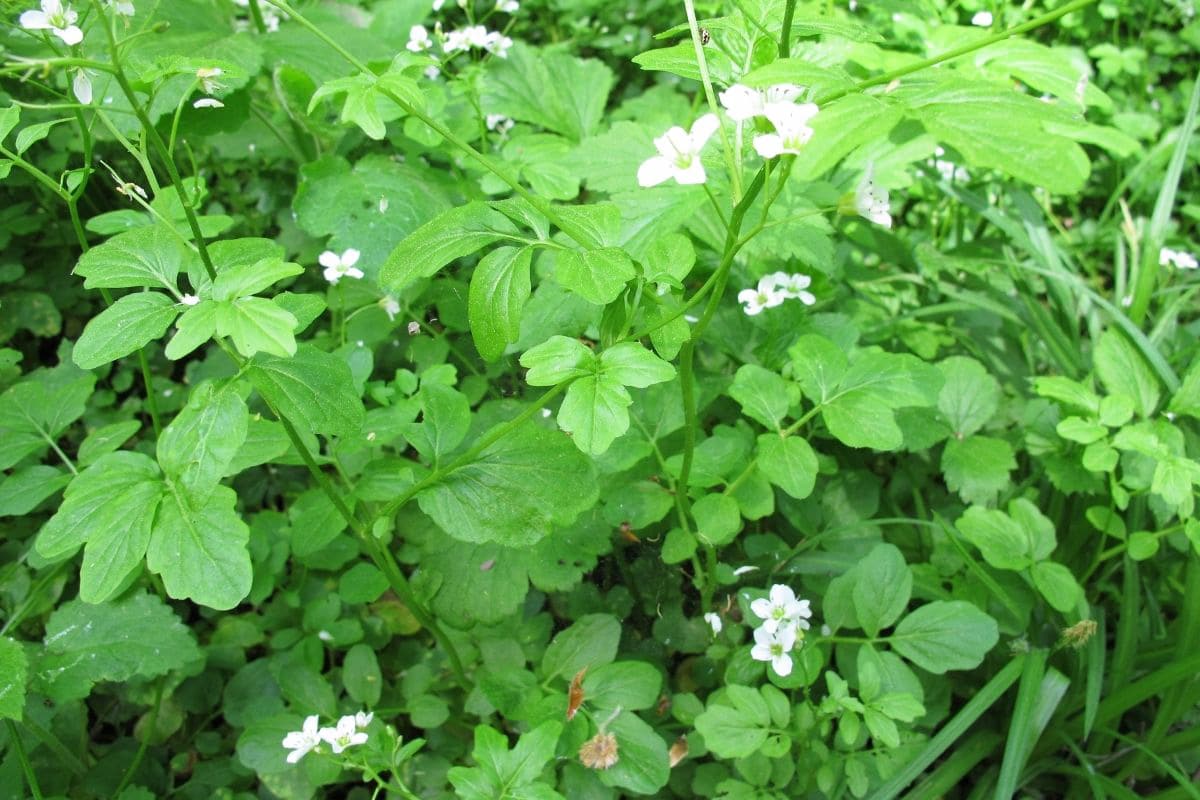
994;650;1048;799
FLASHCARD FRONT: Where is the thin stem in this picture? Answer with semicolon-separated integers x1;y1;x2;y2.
682;0;742;202
779;0;797;58
113;680;164;796
5;722;44;800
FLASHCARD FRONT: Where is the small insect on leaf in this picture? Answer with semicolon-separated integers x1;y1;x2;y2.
668;735;689;768
479;558;495;571
699;28;711;45
619;521;640;543
566;667;587;720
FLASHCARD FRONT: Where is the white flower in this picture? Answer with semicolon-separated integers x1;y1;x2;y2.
407;24;432;52
106;0;134;14
282;715;322;764
19;0;84;45
703;612;723;636
855;164;892;228
379;295;401;321
1160;247;1198;270
72;68;92;104
750;624;798;677
407;320;421;335
750;584;812;635
971;10;993;26
193;98;224;109
196;67;224;94
424;65;441;80
637;114;720;187
320;248;364;284
180;294;200;306
753;102;819;158
737;276;787;316
496;0;519;11
484;30;513;57
486;114;514;135
718;83;802;122
319;715;368;754
432;0;445;8
765;271;816;305
354;711;374;728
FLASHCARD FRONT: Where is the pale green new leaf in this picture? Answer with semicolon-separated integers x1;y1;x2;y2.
600;343;675;388
520;335;596;385
555;247;636;305
215;296;298;358
165;300;219;360
73;292;180;370
558;373;633;455
1031;561;1083;613
211;257;303;301
694;685;772;758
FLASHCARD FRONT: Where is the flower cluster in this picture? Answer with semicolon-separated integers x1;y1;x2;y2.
719;82;820;159
282;711;373;764
748;584;812;677
737;271;816;315
1160;246;1198;270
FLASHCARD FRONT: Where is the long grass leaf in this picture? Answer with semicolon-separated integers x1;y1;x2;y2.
994;650;1048;799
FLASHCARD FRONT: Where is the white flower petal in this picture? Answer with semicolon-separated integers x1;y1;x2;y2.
318;250;341;269
341;248;360;267
20;9;51;29
637;156;675;187
753;133;784;159
689;113;720;148
56;24;84;46
673;159;707;185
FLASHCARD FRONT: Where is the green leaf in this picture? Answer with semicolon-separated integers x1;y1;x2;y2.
790;94;903;181
583;661;662;714
448;721;564;800
0;465;72;516
853;544;912;638
211;256;303;301
483;44;614;141
74;224;197;291
36;451;163;561
0;105;18;143
942;436;1016;506
0;636;28;721
1031;561;1083;613
215;296;298;358
937;356;1000;438
403;382;471;462
77;420;141;466
416;421;597;546
599;712;671;795
558;373;633;455
309;64;423;140
904;78;1090;194
148;485;252;610
889;601;999;674
165;301;219;360
520;335;597;385
693;493;742;546
342;643;382;707
600;342;676;387
157;381;249;496
555;247;636;305
468;246;533;361
249;345;365;438
1127;531;1159;561
694;685;772;758
1093;329;1160;418
632;41;735;84
73;292;180;370
424;536;530;627
541;613;621;682
956;505;1034;571
35;593;200;702
380;202;516;292
1168;360;1200;420
756;434;817;500
729;365;796;430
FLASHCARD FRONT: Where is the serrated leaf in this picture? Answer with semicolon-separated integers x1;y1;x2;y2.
380;202;515;291
416;421;597;547
889;601;999;674
482;44;614;141
148;485;252;610
36;593;200;702
74;224;197;291
468;246;533;361
937;356;1000;438
555;247;636;305
73;292;180;370
942;435;1016;505
249;345;365;438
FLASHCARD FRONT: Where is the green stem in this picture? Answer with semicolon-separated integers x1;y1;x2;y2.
5;722;44;800
19;716;88;777
90;0;217;281
779;0;797;58
246;0;269;34
682;0;742;202
113;680;164;796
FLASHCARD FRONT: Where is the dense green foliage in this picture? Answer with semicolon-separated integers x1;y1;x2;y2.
1;0;1198;798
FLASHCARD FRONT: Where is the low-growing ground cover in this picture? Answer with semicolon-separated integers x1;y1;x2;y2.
1;0;1198;797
